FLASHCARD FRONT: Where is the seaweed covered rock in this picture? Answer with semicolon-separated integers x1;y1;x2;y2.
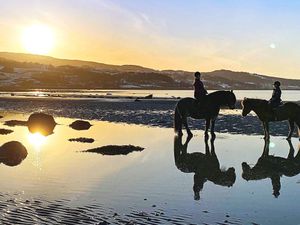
69;120;92;130
83;145;144;155
0;128;14;135
27;113;56;136
0;141;28;166
69;137;95;143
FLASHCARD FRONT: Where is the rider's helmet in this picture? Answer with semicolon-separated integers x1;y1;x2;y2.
274;81;281;87
194;71;201;78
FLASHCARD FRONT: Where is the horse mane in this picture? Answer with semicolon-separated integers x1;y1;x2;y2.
208;90;231;97
243;98;268;106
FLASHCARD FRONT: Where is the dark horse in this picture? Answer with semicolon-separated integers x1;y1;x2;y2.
174;91;236;136
242;139;300;198
241;98;300;140
174;134;236;200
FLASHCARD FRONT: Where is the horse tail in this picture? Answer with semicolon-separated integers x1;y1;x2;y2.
174;105;182;134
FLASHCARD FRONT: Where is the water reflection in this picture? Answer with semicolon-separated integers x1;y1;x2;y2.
242;139;300;198
28;132;47;151
0;141;28;166
174;135;236;200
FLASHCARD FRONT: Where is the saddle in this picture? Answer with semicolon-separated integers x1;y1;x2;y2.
194;98;208;116
269;102;283;121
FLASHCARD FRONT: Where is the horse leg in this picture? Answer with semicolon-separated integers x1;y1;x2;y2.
263;122;270;140
265;122;270;140
183;117;193;137
205;119;211;135
210;119;216;138
287;120;295;140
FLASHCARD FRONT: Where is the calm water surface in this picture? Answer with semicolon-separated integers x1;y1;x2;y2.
0;113;300;224
0;89;299;101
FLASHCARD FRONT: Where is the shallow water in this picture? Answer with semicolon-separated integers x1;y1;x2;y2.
0;113;300;224
1;89;300;101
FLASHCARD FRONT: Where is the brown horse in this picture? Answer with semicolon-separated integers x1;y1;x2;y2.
174;90;236;136
241;98;300;140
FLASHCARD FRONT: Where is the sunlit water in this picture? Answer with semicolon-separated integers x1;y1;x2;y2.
0;113;299;224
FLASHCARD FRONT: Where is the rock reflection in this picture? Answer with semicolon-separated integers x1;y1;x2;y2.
174;135;236;200
242;139;300;198
0;141;28;166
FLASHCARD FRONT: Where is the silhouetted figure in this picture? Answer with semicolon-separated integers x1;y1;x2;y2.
175;90;236;136
242;139;300;198
242;98;300;140
193;71;207;101
174;135;236;201
269;81;282;108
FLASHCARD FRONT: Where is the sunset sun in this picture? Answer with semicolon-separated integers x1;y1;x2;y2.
21;24;55;55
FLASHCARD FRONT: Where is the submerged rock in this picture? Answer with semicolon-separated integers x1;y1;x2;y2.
4;113;56;136
69;120;92;130
0;141;28;166
68;137;95;143
0;128;13;135
4;120;27;127
27;113;56;136
83;145;144;155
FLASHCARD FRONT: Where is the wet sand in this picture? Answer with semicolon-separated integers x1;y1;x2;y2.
0;97;298;137
0;114;299;224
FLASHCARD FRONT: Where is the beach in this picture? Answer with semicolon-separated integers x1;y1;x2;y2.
0;96;298;138
0;93;299;225
0;112;299;224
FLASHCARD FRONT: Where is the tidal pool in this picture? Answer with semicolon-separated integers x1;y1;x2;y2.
0;113;299;224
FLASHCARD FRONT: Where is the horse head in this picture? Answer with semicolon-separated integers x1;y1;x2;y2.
214;167;236;187
241;98;252;116
226;90;236;109
241;162;252;181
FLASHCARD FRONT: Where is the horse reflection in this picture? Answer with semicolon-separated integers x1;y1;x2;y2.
174;135;236;200
242;139;300;198
0;141;28;167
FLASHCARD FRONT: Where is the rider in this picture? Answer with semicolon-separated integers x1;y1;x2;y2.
193;71;208;102
269;81;282;108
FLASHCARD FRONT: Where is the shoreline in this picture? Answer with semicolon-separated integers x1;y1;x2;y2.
0;97;298;137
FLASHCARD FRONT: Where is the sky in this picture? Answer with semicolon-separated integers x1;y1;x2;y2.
1;0;300;78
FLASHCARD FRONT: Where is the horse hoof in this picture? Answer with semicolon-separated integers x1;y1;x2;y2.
187;132;193;137
286;137;291;140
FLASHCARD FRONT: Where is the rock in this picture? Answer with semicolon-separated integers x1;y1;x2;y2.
4;120;27;127
27;113;56;136
82;145;144;155
0;141;28;166
69;120;92;130
68;137;95;143
144;94;153;99
0;128;13;135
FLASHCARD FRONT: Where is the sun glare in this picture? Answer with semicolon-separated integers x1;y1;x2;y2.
28;132;47;150
21;24;55;55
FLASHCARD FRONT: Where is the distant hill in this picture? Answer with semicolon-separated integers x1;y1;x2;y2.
0;52;299;90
